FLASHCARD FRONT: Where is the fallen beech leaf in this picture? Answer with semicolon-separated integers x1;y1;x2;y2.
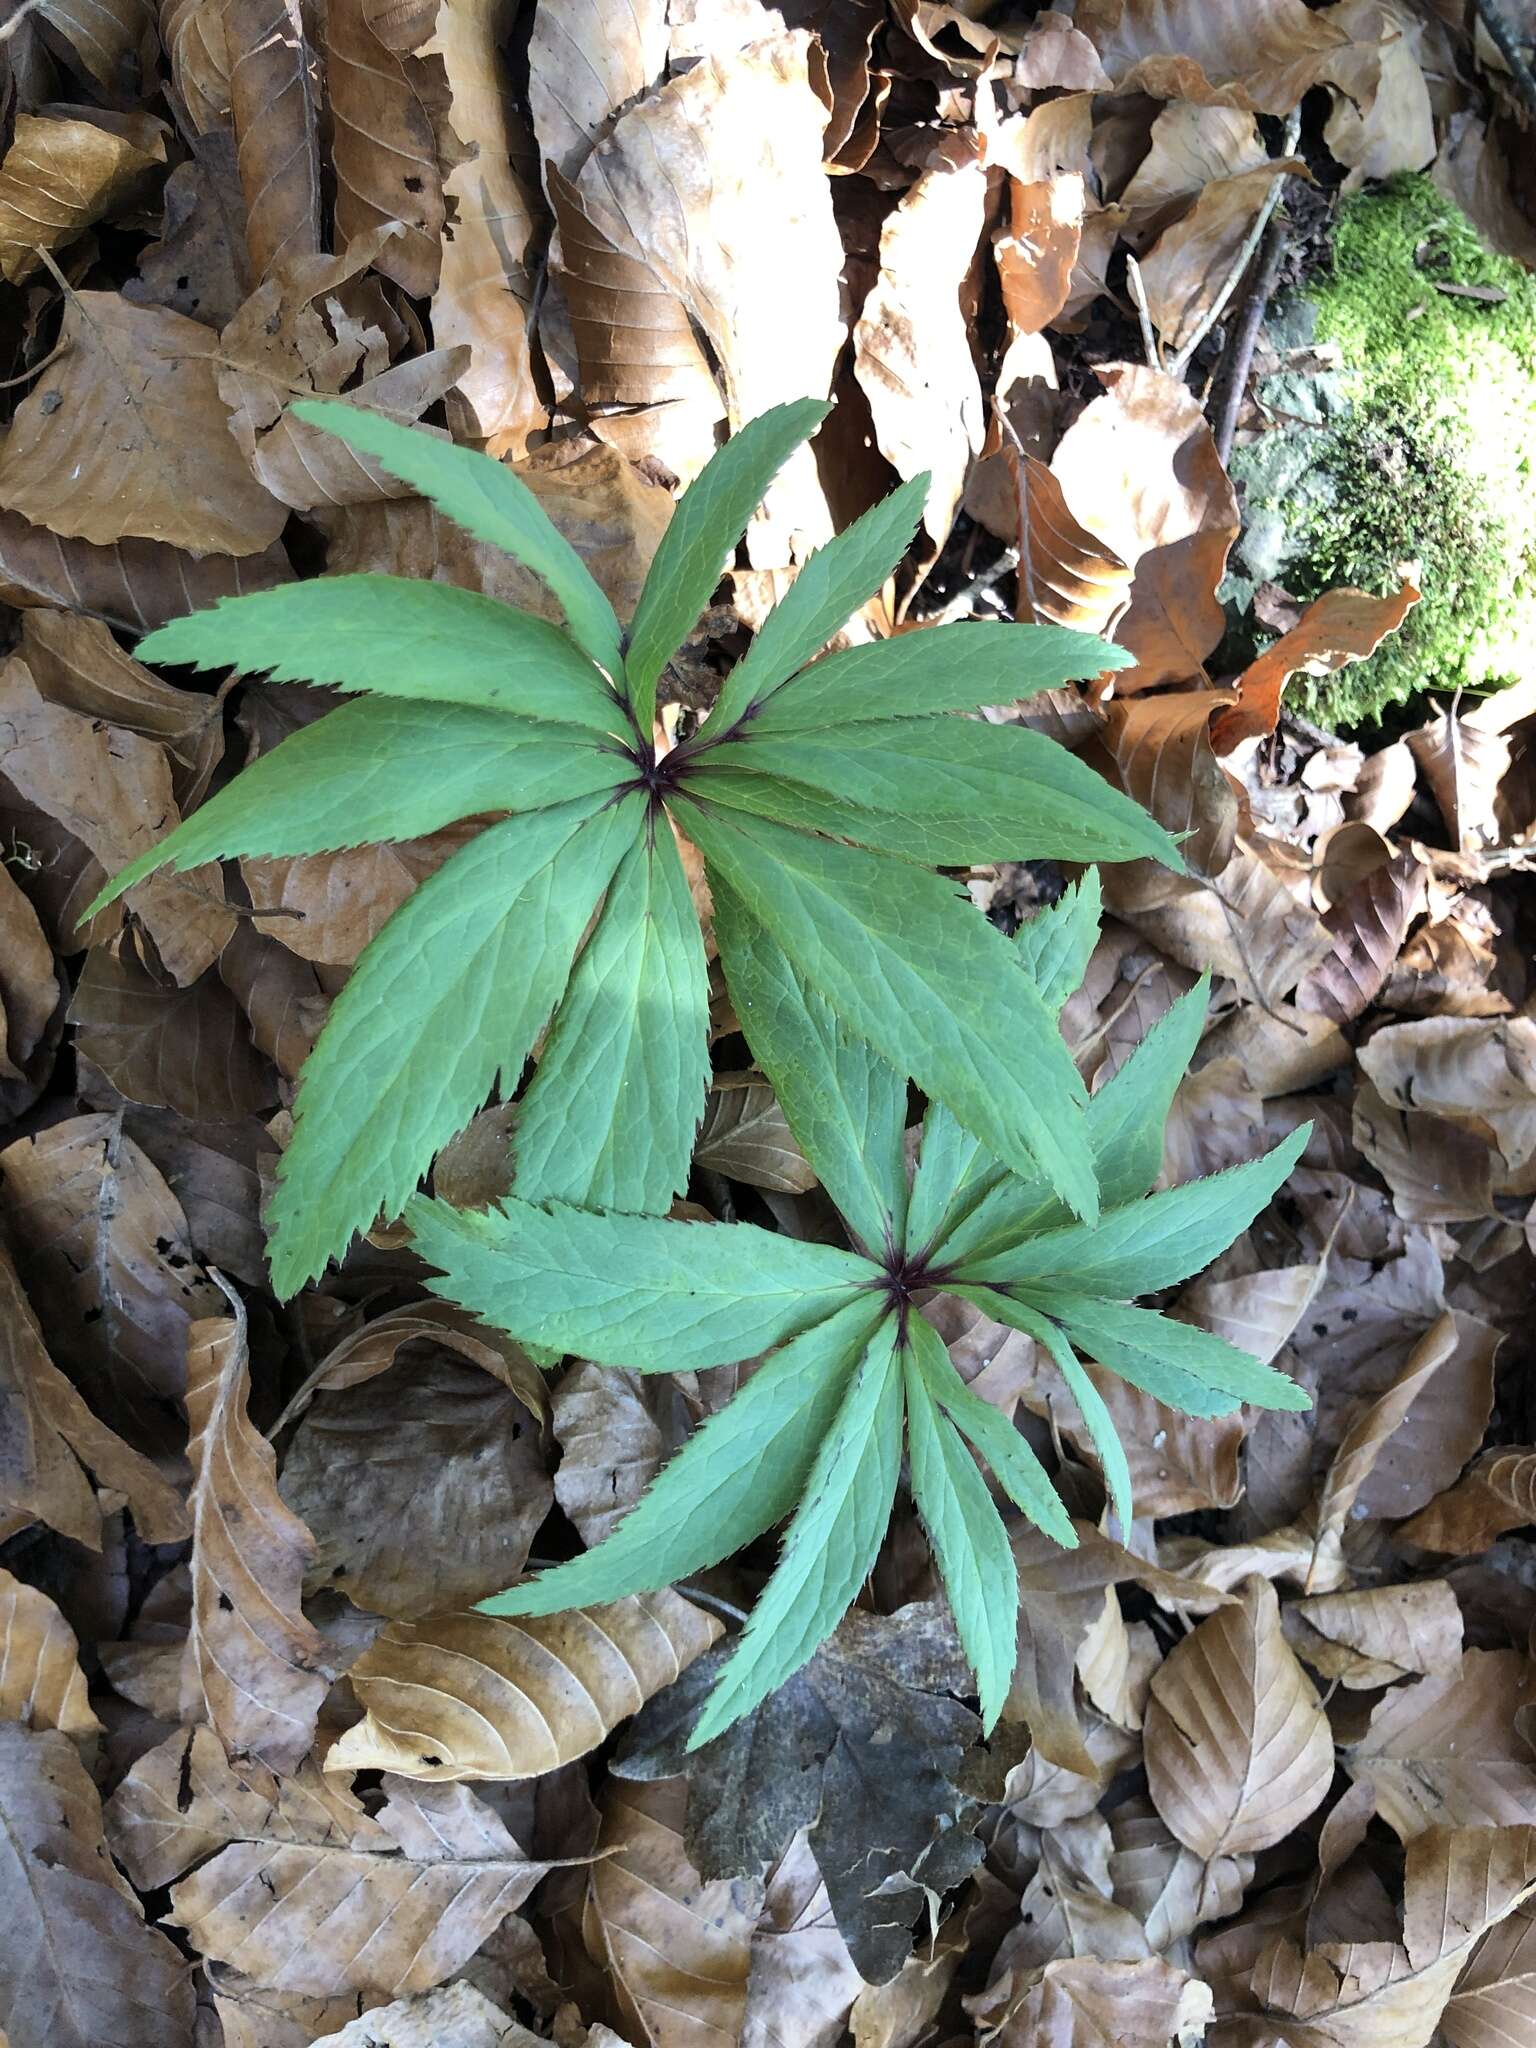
0;295;286;556
1400;1449;1536;1556
182;1293;329;1772
35;0;159;89
242;818;484;966
1348;1649;1536;1838
1145;1578;1333;1859
0;861;57;1105
225;0;322;280
277;1299;548;1428
327;1592;722;1781
1383;912;1512;1019
427;0;546;456
0;109;167;284
552;1363;667;1549
1324;0;1436;185
1099;689;1240;876
739;1832;861;2048
1442;1897;1536;2048
1051;365;1239;691
0;507;291;633
161;0;232;134
1109;1797;1252;1951
1140;159;1304;352
0;1114;223;1454
1359;1017;1536;1190
1075;0;1361;114
1288;1581;1464;1689
1017;453;1135;639
528;0;667;177
325;0;441;297
1211;582;1421;752
0;1722;196;2048
1295;851;1426;1023
278;1345;552;1618
217;920;325;1082
584;1776;758;2048
71;942;275;1122
309;1981;526;2047
966;1952;1210;2048
694;1075;817;1192
1119;104;1269;218
996;174;1084;341
0;1567;101;1738
1407;708;1515;853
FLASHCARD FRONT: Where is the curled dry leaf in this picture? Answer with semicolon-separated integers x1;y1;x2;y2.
1295;850;1426;1023
854;153;988;556
325;0;442;299
0;1567;102;1738
1099;689;1240;877
0;295;286;556
276;1298;548;1429
0;861;57;1104
326;1593;723;1782
0;1721;196;2048
1400;1448;1536;1556
0;110;167;285
161;0;232;133
1287;1580;1463;1689
1210;582;1421;753
997;176;1085;340
1144;1577;1333;1859
1324;0;1436;185
1119;103;1269;218
225;0;322;281
584;1776;758;2048
182;1293;330;1773
1346;1649;1536;1839
1075;0;1364;114
1017;453;1135;639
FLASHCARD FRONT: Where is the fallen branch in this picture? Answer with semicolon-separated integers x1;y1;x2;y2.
1169;107;1302;380
1211;211;1290;464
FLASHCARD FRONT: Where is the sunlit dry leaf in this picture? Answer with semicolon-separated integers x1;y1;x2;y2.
997;174;1084;343
327;1593;722;1781
279;1347;552;1619
1324;0;1436;185
1407;709;1514;853
1347;1650;1536;1838
1075;0;1366;114
1288;1580;1462;1691
1;1114;223;1453
0;1722;195;2048
528;0;666;177
1119;103;1269;218
1100;689;1240;876
584;1776;758;2048
309;1981;529;2047
1211;582;1421;752
694;1075;817;1193
1145;1578;1333;1858
0;1567;101;1739
325;0;442;298
1141;160;1302;353
1017;453;1134;639
1295;851;1426;1023
0;109;166;284
182;1293;329;1772
552;1363;666;1549
1051;365;1239;691
0;295;285;556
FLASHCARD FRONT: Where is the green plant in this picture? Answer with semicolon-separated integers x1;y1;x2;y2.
89;398;1180;1296
407;874;1310;1743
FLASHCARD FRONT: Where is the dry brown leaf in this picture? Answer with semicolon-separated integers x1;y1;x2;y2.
0;1237;187;1549
161;0;231;133
1141;160;1303;353
0;1567;101;1739
552;1364;667;1550
276;1299;548;1428
997;176;1084;343
1017;454;1135;639
1324;0;1436;185
240;820;483;967
216;921;325;1082
1347;1650;1536;1838
278;1345;552;1619
224;0;323;285
1407;709;1516;853
1359;1017;1536;1192
1075;0;1365;113
1145;1577;1333;1859
1099;689;1240;876
1119;104;1269;218
427;0;546;456
528;0;667;178
36;0;158;88
1400;1449;1536;1556
325;0;442;299
308;1982;528;2047
327;1593;723;1781
0;862;57;1105
1287;1581;1463;1689
0;506;291;633
966;1952;1209;2048
1442;1900;1536;2048
0;109;166;284
740;1832;860;2048
1109;1797;1252;1952
0;294;285;556
182;1291;329;1772
855;153;988;558
71;942;275;1122
1211;582;1421;752
0;1721;196;2048
1295;851;1426;1023
1;1113;224;1454
583;1776;758;2048
1050;365;1239;691
694;1076;817;1193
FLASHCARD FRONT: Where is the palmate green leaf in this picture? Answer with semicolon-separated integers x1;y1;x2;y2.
930;978;1212;1267
82;699;628;917
290;400;625;678
702;476;929;737
712;880;908;1257
1015;871;1103;1017
742;622;1136;735
683;765;1028;869
951;1125;1310;1298
479;1297;889;1619
953;1288;1134;1534
267;791;645;1296
624;399;829;732
680;800;1099;1223
137;576;627;732
689;1315;904;1748
513;820;710;1212
405;1191;876;1373
901;1321;1019;1733
1022;1292;1314;1414
704;715;1183;868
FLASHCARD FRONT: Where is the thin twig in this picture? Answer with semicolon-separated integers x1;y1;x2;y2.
1211;211;1289;464
920;547;1020;624
1471;0;1536;117
1125;255;1163;370
0;336;73;390
1169;108;1302;380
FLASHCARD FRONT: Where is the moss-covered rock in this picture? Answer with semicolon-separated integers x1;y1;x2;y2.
1229;173;1536;728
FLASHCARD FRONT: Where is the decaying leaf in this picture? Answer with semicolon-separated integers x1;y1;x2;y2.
1211;582;1421;751
1347;1650;1536;1838
0;1567;102;1737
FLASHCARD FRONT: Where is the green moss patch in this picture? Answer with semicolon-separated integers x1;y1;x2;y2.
1229;174;1536;729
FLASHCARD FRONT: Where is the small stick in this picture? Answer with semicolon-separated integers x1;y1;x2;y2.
1471;0;1536;117
1125;255;1164;370
1169;108;1302;380
1212;211;1289;463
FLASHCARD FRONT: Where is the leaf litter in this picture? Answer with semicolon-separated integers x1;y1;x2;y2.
0;3;1535;2046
